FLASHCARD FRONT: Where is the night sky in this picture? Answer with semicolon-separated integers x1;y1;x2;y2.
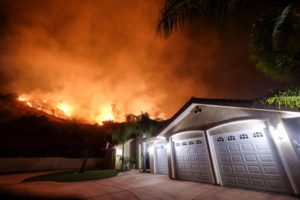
0;0;291;121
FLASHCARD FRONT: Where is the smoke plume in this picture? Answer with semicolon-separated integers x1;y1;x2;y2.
0;0;287;122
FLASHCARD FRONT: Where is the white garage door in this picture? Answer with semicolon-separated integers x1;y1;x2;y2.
155;144;168;175
212;129;292;193
174;137;214;183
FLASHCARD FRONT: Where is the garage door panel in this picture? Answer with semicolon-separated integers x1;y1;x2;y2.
237;177;250;186
247;165;261;174
234;165;247;174
244;154;258;162
217;145;227;153
231;155;243;162
174;137;214;183
241;143;254;151
212;128;292;193
251;178;266;188
224;176;236;185
259;154;275;162
228;144;240;152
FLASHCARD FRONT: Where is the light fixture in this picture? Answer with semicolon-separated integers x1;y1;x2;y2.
271;123;289;140
147;146;154;154
116;148;122;156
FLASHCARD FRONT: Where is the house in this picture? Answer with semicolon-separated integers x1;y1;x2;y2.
144;97;300;195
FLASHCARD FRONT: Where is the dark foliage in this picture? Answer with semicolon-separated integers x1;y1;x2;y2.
0;93;119;158
0;93;166;158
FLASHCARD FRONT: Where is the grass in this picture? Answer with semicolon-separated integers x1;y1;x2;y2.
22;169;118;182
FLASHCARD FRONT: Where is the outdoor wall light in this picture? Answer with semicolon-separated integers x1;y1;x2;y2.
271;123;289;140
147;146;154;154
116;148;122;156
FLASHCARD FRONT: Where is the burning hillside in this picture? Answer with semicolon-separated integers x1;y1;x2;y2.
17;93;115;125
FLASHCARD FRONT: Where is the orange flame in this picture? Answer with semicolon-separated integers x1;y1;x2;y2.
17;94;120;125
56;103;72;117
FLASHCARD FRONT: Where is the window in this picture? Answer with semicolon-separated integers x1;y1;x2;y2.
216;137;224;142
196;139;202;144
253;132;263;138
228;135;236;141
176;143;180;146
240;133;249;139
182;142;187;146
189;141;194;145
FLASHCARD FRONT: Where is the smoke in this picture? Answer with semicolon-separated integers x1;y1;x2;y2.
0;0;287;122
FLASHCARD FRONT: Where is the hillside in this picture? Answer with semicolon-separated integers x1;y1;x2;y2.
0;93;167;158
0;93;117;158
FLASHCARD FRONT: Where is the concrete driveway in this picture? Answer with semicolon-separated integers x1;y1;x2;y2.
0;170;298;200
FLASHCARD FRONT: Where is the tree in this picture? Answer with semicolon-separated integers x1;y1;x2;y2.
157;0;300;81
250;4;300;82
136;112;156;172
111;122;137;171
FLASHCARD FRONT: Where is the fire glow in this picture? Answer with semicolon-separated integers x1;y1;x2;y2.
17;94;116;124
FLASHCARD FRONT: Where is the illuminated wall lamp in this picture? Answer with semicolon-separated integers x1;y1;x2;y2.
147;146;154;154
270;124;288;140
116;148;122;156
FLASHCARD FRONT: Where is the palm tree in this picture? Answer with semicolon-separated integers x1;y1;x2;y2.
250;4;300;82
111;122;137;171
157;0;300;81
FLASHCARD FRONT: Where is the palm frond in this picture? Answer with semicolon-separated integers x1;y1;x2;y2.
250;4;300;81
157;0;256;37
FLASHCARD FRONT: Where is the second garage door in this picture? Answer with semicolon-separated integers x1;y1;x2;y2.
211;129;292;193
155;143;168;175
174;137;214;183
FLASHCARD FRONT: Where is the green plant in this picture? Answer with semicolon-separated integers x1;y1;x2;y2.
128;156;136;164
262;88;300;109
110;122;137;171
118;155;129;164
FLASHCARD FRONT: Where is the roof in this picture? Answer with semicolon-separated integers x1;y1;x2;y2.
156;97;300;136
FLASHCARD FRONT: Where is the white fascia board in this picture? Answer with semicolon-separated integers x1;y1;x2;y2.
158;103;196;137
157;103;300;137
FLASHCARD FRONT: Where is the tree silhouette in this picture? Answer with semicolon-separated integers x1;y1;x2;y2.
157;0;300;81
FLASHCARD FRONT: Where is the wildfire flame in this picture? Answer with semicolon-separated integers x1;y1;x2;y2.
56;103;72;117
18;95;28;102
96;106;115;125
17;93;117;125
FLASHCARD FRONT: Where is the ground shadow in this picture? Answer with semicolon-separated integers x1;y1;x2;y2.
0;188;83;200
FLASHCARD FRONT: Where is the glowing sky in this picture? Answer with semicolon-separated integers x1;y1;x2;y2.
0;0;289;122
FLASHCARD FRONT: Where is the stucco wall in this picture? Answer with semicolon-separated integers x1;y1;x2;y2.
0;157;107;173
115;138;138;170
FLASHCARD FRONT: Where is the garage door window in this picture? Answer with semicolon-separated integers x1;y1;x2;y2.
196;139;202;144
253;132;263;138
240;134;249;139
228;135;236;141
